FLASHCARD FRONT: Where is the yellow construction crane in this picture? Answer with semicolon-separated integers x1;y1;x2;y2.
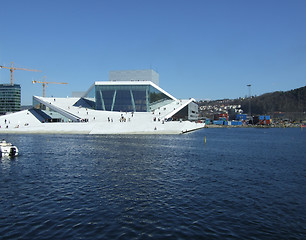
0;62;41;85
32;76;68;97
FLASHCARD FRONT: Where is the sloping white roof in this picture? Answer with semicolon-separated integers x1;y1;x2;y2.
164;98;196;119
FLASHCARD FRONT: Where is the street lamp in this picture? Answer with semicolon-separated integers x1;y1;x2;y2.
247;84;252;122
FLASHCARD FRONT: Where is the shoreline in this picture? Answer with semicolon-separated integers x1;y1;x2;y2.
205;123;304;128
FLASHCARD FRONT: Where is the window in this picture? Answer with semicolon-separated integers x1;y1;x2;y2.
83;83;174;112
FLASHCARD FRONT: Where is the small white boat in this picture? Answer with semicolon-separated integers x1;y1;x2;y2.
0;140;19;157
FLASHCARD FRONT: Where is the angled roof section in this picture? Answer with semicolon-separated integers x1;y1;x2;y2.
164;98;196;119
33;96;82;122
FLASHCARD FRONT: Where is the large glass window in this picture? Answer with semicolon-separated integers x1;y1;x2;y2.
149;86;169;103
83;83;174;112
98;90;115;111
133;90;147;112
113;90;132;112
85;85;95;99
149;86;173;110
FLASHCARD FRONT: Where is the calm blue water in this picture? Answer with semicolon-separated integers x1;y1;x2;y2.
0;128;305;239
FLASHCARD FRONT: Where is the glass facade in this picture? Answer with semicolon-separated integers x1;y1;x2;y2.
85;84;173;112
0;84;21;115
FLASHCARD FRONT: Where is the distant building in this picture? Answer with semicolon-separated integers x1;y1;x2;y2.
109;69;159;86
0;84;21;115
72;91;86;98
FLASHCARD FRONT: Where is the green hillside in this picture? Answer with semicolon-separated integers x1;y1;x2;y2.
240;86;306;115
198;86;306;121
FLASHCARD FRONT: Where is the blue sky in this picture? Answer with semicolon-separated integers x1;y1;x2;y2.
0;0;305;105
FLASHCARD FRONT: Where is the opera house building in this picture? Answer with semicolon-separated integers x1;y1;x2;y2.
0;70;204;134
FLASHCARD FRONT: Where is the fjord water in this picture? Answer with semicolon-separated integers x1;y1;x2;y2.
1;128;305;239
